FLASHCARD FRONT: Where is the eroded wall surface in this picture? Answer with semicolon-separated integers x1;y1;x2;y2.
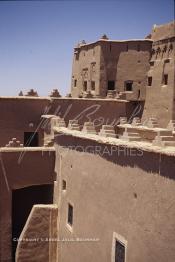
54;134;175;262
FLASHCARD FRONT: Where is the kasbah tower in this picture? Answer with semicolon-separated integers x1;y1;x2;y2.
0;20;175;262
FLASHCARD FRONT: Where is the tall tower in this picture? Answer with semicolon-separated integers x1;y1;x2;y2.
142;21;175;127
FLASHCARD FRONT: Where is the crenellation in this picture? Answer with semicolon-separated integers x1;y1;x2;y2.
68;120;80;131
131;117;142;126
99;125;116;138
152;129;175;147
120;127;141;142
82;121;97;135
145;117;159;128
26;89;38;97
49;89;61;97
6;138;23;147
119;117;128;125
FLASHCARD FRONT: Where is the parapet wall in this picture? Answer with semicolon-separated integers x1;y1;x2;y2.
0;97;143;147
0;97;50;147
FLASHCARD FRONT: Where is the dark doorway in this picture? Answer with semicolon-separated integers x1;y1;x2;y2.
108;81;115;90
12;184;53;261
24;132;39;147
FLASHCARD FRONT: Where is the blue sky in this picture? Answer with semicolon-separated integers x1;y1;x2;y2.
0;0;174;96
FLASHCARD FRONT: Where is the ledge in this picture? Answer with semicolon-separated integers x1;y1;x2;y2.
53;127;175;156
0;96;130;103
0;147;55;152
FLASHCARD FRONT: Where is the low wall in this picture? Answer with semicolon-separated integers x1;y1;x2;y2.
16;204;58;262
0;97;143;147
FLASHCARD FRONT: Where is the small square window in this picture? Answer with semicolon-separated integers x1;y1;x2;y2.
67;203;73;226
148;76;152;86
108;81;115;90
125;81;133;91
150;61;154;66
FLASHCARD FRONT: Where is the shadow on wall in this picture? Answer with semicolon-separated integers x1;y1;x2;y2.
12;184;53;261
56;134;175;181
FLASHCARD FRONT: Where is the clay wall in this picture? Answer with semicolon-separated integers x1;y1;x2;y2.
0;97;143;145
142;36;175;127
71;40;152;99
100;40;152;99
0;97;50;147
54;134;175;262
71;43;101;97
151;21;175;41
